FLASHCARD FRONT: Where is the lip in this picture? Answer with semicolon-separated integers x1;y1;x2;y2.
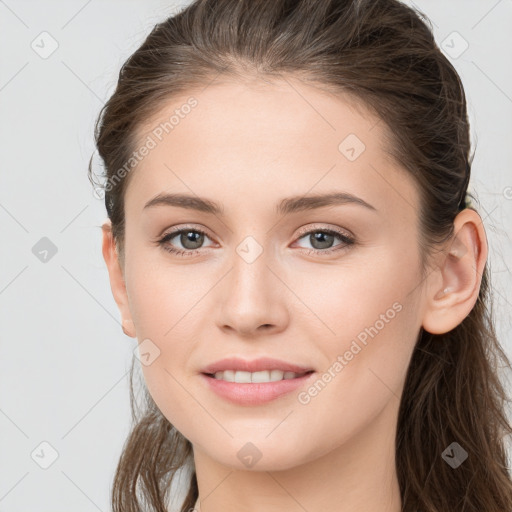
200;371;316;406
201;357;314;375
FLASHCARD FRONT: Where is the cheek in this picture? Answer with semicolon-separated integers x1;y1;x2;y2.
125;243;213;339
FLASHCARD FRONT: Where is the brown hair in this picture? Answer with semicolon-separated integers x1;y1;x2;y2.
88;0;512;510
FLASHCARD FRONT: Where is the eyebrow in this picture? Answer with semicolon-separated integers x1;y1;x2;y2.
143;191;377;216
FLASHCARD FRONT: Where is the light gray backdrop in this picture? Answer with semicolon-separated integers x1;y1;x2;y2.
1;1;511;511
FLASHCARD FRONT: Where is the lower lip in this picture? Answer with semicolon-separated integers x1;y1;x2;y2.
200;372;316;406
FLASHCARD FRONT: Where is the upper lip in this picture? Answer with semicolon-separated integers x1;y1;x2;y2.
201;357;314;375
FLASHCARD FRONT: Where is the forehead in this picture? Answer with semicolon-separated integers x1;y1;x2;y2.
126;77;419;221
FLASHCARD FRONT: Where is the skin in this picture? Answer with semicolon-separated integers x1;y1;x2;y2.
101;76;487;512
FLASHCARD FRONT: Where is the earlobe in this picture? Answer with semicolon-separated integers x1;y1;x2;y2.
421;209;488;335
101;219;137;338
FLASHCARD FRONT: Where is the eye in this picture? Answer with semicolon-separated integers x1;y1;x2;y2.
157;226;215;257
293;226;355;255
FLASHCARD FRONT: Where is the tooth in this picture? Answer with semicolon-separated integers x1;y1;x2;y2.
222;370;235;382
251;370;270;383
270;370;285;381
234;371;252;383
284;372;296;379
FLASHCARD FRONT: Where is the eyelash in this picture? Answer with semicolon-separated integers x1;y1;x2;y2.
156;224;355;258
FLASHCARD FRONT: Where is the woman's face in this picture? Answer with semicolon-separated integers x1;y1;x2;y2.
114;77;429;470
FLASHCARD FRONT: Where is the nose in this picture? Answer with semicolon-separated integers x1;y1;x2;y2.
216;248;289;337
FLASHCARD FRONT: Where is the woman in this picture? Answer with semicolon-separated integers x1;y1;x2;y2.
89;0;512;510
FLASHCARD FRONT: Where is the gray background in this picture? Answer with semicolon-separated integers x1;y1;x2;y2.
0;1;511;511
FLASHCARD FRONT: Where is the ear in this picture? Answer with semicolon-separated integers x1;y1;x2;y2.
421;208;488;335
101;219;136;338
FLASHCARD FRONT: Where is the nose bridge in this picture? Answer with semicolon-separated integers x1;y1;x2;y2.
217;233;287;334
229;234;273;304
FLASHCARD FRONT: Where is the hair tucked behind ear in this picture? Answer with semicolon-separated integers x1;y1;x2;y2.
88;0;512;510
